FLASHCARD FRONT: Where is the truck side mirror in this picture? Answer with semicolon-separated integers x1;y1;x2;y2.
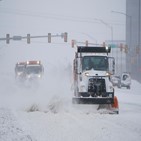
108;57;115;75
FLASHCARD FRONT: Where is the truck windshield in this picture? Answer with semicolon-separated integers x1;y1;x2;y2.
16;65;25;72
26;65;42;74
82;56;108;71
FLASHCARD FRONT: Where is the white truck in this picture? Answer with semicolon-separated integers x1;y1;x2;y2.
72;46;119;114
15;60;44;82
15;62;26;81
24;60;44;80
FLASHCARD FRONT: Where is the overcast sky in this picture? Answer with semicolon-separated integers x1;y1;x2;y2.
0;0;126;43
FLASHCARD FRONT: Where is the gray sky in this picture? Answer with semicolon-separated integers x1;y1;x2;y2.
0;0;126;43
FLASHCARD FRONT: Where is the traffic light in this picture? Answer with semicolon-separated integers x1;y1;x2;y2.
119;43;123;52
6;34;10;44
64;32;68;42
71;40;75;48
48;33;51;43
27;34;30;44
124;45;128;53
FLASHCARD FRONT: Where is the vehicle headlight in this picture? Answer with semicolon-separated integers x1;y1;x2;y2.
17;72;21;75
105;46;109;51
85;72;89;76
105;72;110;76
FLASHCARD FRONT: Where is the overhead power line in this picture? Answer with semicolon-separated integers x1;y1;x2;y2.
0;7;123;25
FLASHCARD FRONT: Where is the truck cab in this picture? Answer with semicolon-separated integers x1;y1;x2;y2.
73;46;115;105
15;62;26;80
24;61;44;80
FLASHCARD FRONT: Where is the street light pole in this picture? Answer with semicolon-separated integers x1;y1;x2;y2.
111;10;132;74
111;11;132;49
81;32;98;44
94;18;114;64
94;18;114;43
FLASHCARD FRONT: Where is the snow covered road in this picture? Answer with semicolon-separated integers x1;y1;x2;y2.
0;45;141;141
1;82;140;141
15;89;141;141
0;108;36;141
1;75;141;141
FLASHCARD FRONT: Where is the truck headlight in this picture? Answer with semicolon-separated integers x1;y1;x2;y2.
105;46;109;51
17;72;21;76
85;72;89;76
105;72;110;76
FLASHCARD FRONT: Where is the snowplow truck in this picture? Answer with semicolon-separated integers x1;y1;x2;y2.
15;62;26;80
72;46;119;113
24;60;44;80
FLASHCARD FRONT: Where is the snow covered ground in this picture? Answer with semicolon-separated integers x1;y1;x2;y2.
0;44;141;141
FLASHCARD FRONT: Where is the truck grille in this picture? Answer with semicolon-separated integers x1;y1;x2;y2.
88;77;106;97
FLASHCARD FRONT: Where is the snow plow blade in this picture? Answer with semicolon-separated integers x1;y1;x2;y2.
111;96;119;114
96;96;119;114
72;97;114;104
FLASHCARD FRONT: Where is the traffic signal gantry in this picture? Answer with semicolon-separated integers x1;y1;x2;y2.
0;32;68;44
1;33;130;54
